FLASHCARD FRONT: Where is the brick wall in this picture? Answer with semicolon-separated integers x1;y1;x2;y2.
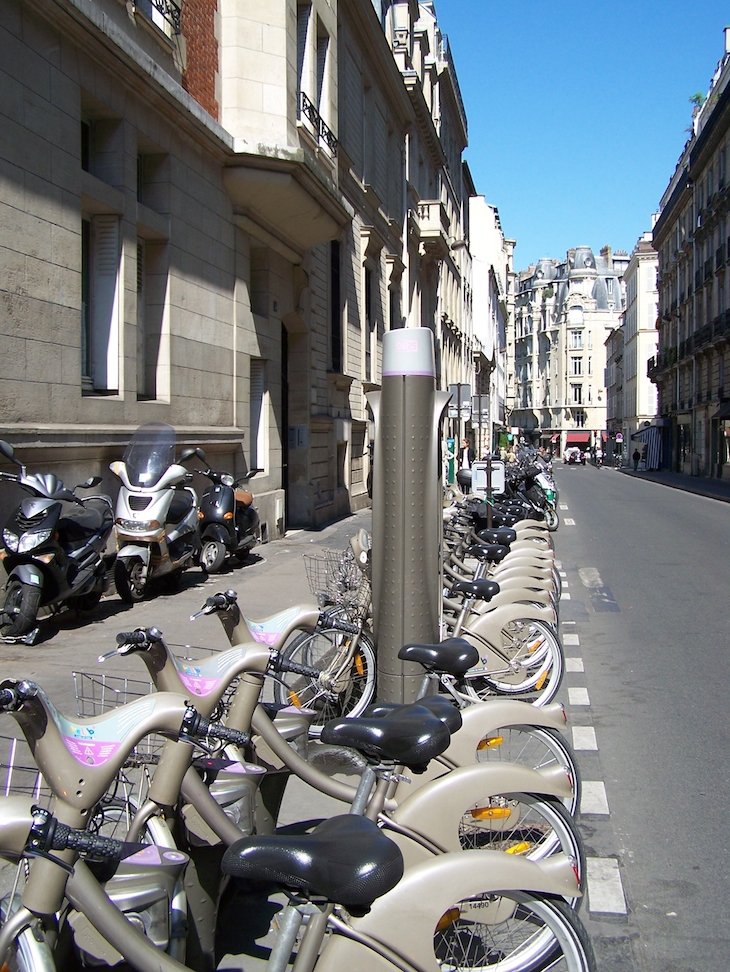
181;0;219;120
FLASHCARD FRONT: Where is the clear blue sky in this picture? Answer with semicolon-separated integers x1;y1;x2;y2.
434;0;730;270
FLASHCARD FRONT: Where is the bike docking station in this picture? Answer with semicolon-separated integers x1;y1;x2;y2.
367;328;451;704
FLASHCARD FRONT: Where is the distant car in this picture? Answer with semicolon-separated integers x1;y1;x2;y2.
563;447;586;465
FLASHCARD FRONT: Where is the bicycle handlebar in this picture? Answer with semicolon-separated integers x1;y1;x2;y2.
269;654;321;680
179;706;250;748
190;590;238;621
26;807;146;862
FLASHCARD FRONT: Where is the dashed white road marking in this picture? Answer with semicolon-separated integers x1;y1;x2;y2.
563;633;580;646
564;518;576;525
587;857;627;914
581;781;610;815
559;504;569;510
572;726;598;750
560;592;571;600
568;687;590;706
559;570;567;578
554;560;562;569
565;656;584;672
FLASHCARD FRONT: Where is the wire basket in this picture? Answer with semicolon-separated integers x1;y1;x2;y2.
0;733;52;808
303;548;371;616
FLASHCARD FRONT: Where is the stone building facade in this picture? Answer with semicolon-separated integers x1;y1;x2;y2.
513;246;627;455
0;0;474;532
650;29;730;480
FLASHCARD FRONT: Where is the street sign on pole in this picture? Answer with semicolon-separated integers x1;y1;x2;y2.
471;395;490;428
447;384;471;420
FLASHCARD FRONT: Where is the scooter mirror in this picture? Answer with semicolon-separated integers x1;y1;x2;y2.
0;440;19;464
79;475;103;488
179;447;201;463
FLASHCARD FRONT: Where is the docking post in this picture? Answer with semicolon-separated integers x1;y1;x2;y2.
367;328;451;703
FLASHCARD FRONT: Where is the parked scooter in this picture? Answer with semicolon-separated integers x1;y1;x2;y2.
111;423;203;602
0;440;114;638
196;459;261;573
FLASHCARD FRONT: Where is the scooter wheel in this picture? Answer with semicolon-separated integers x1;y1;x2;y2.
1;580;41;637
114;558;146;603
200;539;226;574
545;508;560;532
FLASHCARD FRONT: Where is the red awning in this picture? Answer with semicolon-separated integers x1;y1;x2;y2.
601;432;607;442
565;432;590;445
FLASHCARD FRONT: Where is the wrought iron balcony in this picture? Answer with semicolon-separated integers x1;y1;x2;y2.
136;0;181;34
298;91;338;157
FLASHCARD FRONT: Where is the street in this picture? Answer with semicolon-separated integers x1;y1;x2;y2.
553;463;730;971
2;471;730;970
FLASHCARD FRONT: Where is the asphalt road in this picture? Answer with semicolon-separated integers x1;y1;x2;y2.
552;462;730;972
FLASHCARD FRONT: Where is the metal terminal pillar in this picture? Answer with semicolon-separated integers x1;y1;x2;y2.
367;328;450;703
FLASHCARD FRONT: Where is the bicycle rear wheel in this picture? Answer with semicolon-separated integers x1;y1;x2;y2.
434;890;596;971
274;628;376;737
463;620;564;706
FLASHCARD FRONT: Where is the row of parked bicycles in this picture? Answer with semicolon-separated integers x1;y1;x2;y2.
0;424;261;642
0;465;594;971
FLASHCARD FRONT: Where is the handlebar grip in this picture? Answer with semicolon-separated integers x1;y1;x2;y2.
51;823;141;860
327;617;360;636
202;721;251;747
276;657;321;679
180;707;250;748
116;630;148;646
0;687;16;709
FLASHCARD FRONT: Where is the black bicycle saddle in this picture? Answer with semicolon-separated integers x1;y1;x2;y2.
477;527;517;546
398;637;479;677
450;578;501;601
221;814;403;909
320;704;450;769
464;543;509;564
363;694;463;734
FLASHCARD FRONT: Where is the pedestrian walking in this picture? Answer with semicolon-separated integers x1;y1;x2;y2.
632;448;641;472
460;438;474;470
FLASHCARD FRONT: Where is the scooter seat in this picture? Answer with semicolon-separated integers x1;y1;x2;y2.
364;695;463;734
398;637;479;677
222;814;403;908
58;503;112;545
320;704;450;769
450;578;501;602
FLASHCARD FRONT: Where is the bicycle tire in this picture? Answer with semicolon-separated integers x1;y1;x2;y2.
474;725;581;817
462;620;565;706
274;627;377;737
434;890;596;971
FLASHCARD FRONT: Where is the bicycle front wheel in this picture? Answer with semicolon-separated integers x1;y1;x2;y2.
434;890;596;971
274;627;376;736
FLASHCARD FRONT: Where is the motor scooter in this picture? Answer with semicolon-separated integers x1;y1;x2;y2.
0;440;114;639
196;459;261;573
110;423;203;602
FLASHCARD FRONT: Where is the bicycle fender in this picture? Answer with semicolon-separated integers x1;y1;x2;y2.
490;588;553;608
468;600;556;630
390;761;572;868
402;700;567;789
314;851;581;972
8;564;43;587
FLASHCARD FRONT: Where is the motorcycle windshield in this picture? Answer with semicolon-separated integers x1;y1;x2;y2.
123;423;177;487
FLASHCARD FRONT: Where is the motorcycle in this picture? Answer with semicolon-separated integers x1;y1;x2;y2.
0;440;114;638
196;459;261;573
110;423;203;603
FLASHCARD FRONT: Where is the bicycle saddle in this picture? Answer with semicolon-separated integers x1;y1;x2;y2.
489;512;519;527
450;578;501;601
320;704;450;770
363;694;463;734
464;543;509;563
477;527;517;546
221;814;403;909
398;637;479;677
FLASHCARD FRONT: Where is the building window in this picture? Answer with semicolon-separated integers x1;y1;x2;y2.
570;356;583;376
569;330;583;349
569;305;583;326
574;409;587;427
364;266;374;381
136;239;169;401
82;214;121;394
297;4;311;94
571;384;583;406
250;359;268;472
330;240;342;373
588;356;592;376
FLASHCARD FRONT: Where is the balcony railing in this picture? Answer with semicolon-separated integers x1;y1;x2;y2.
298;91;338;156
136;0;181;34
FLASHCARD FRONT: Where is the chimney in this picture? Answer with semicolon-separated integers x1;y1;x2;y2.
600;245;613;269
725;26;730;54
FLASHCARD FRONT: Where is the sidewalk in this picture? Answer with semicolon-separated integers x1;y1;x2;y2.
616;466;730;503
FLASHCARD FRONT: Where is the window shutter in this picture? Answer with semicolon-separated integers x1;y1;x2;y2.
90;215;120;391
